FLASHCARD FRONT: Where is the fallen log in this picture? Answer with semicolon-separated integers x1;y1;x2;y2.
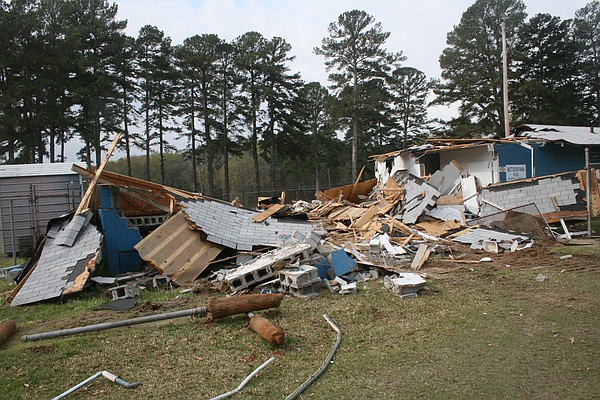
207;293;283;320
247;313;285;345
0;320;16;346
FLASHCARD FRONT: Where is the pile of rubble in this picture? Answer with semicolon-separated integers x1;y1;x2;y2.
4;157;599;306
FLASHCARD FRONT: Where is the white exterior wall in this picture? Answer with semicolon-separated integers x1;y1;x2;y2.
439;145;495;186
374;153;421;185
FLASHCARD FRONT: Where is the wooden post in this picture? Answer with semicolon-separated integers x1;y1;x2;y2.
207;293;283;320
74;132;123;216
586;148;592;238
502;22;510;138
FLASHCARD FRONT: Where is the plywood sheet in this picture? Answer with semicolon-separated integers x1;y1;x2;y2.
317;178;377;204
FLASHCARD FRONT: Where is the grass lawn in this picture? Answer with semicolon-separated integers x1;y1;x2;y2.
1;247;599;399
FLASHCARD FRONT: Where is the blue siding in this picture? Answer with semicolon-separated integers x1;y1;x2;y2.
534;143;584;176
494;143;532;181
97;186;143;275
494;142;585;181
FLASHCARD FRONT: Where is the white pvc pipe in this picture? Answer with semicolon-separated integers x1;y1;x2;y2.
209;357;275;400
52;370;141;399
285;314;342;400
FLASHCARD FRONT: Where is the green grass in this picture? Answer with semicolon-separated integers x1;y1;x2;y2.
1;266;599;399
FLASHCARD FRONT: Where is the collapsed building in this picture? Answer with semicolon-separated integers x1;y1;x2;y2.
4;124;600;306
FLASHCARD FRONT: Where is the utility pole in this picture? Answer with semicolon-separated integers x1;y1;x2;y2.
502;22;510;138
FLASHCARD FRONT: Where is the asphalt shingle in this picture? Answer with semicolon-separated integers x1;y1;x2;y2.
11;217;102;306
181;199;317;250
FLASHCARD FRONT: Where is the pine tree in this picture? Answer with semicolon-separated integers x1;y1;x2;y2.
437;0;526;134
315;10;403;180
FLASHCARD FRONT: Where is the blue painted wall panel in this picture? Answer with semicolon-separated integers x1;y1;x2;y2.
494;143;532;181
97;186;142;275
494;142;585;181
534;143;584;176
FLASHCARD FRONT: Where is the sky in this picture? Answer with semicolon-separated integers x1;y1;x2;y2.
115;0;590;97
64;0;594;162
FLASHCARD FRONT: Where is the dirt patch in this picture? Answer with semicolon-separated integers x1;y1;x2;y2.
133;297;201;314
428;242;600;272
24;344;56;354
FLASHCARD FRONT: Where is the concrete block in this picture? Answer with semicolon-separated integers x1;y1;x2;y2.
109;283;141;300
383;273;427;296
278;265;318;288
281;279;322;298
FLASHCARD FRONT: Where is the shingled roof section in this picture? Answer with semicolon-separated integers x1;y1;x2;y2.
11;217;102;306
181;199;317;251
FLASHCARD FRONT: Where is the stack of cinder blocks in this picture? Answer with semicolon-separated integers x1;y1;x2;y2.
227;264;275;292
278;265;322;298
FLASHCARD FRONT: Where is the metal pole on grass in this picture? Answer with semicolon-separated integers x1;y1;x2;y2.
9;198;16;265
585;147;592;238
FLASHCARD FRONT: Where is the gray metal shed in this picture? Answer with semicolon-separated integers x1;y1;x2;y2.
0;163;84;256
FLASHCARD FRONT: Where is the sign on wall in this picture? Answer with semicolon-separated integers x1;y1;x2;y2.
505;164;527;181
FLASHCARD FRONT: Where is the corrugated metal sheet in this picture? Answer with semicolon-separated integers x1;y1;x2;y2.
0;162;82;178
135;211;223;285
0;173;83;255
519;124;600;145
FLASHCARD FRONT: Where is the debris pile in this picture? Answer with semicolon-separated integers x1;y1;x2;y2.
4;152;599;306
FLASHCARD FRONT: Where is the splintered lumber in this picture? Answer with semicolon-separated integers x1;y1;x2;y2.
0;320;16;346
351;204;379;230
411;244;431;270
317;178;377;204
248;313;285;345
207;293;283;320
75;132;122;216
251;204;286;223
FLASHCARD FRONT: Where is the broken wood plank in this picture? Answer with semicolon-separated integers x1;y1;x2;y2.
75;132;122;216
251;204;286;223
387;217;414;236
480;198;507;212
351;204;380;230
415;219;460;237
401;234;415;246
411;244;431;270
62;253;98;295
317;178;377;204
436;192;463;206
550;196;560;212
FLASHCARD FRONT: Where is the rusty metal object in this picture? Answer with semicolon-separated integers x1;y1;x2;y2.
0;320;16;346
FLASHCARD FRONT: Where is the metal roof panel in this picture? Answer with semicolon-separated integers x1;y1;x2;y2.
0;163;83;178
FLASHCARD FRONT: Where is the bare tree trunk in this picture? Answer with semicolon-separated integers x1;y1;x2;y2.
351;67;358;181
159;93;165;185
223;84;230;200
190;88;198;192
145;89;151;181
203;83;215;196
123;85;132;176
252;94;260;193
